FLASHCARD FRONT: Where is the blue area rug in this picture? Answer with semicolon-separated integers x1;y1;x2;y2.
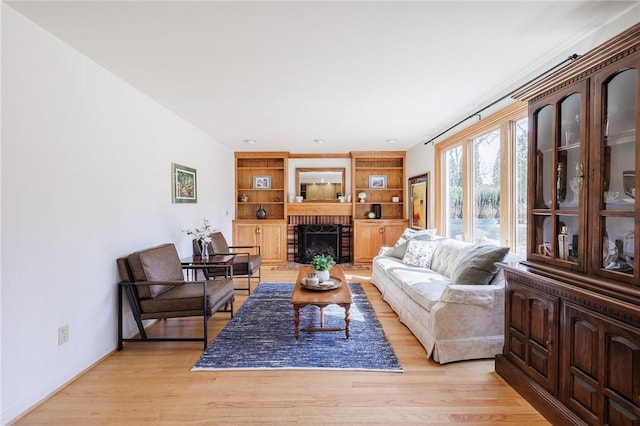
192;283;402;372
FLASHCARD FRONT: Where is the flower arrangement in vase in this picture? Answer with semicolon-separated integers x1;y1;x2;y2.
309;254;336;282
183;219;214;259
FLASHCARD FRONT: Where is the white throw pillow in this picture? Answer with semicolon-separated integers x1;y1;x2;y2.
402;239;439;268
390;228;437;259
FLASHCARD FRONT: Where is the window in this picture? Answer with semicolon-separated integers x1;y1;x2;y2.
472;129;501;244
514;117;528;255
445;146;463;239
435;103;527;251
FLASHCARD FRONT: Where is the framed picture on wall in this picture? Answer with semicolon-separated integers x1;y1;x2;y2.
172;163;197;204
409;173;429;230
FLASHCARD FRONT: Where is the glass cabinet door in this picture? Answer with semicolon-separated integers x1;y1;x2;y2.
530;82;587;270
593;60;638;281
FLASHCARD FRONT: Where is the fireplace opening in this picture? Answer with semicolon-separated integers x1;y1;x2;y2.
296;224;349;263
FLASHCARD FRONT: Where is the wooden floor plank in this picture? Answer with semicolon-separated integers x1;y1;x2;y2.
11;268;549;425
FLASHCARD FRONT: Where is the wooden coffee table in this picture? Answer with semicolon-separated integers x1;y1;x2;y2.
291;266;352;339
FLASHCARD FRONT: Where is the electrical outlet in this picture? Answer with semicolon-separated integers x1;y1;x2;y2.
58;325;69;345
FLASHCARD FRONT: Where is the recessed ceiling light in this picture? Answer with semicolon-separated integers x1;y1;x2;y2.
386;138;398;144
244;139;256;144
314;139;325;144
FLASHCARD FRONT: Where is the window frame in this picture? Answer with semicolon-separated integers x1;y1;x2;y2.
434;102;526;248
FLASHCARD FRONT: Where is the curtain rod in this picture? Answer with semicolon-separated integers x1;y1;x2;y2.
423;53;579;146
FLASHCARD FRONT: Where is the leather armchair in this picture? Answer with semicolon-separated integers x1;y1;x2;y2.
193;231;262;294
116;243;234;350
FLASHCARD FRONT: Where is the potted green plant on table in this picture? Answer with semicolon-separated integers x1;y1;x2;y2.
309;254;336;282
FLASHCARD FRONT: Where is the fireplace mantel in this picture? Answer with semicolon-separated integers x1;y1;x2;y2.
287;202;352;216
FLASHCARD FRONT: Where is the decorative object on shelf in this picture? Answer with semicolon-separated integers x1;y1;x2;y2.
392;196;400;203
183;219;214;259
346;194;352;203
367;211;376;219
369;175;387;189
171;163;197;204
240;193;249;203
534;149;547;208
295;195;303;202
623;170;635;198
372;203;381;219
565;129;575;145
309;254;336;282
358;192;367;203
569;177;580;203
253;175;271;189
256;204;267;219
556;162;567;202
558;225;569;260
604;191;619;203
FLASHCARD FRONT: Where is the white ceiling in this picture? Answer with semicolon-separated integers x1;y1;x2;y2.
6;1;640;153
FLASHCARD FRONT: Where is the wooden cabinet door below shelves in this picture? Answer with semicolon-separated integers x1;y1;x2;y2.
354;222;382;264
233;222;286;265
562;303;640;425
259;222;286;264
504;279;559;395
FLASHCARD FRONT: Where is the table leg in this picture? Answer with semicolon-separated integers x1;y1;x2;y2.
320;306;324;327
344;303;351;339
294;305;300;340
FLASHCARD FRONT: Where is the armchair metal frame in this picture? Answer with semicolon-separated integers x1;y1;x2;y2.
117;251;233;350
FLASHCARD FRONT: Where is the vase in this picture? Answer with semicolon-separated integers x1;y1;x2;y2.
200;240;209;260
316;270;330;282
256;204;267;219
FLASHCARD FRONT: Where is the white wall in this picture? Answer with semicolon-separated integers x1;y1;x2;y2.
1;6;234;422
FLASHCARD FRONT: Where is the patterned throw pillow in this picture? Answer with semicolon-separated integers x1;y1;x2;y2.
450;244;510;285
402;239;440;268
389;228;437;259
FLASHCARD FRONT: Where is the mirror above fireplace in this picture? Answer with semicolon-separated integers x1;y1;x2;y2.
296;168;346;201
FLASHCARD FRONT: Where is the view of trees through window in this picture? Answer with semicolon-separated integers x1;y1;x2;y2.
446;146;463;239
437;105;528;252
514;118;528;255
473;129;501;243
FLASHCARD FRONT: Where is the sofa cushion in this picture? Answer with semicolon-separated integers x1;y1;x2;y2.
389;228;437;259
430;239;471;278
402;239;439;268
450;244;510;285
388;268;449;312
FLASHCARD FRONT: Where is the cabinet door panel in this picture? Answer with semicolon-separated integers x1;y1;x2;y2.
260;222;286;263
563;303;640;425
504;280;559;394
382;222;406;247
605;332;640;425
353;222;381;263
233;223;259;248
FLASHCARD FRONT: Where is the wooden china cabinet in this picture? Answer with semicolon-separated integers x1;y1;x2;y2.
495;24;640;425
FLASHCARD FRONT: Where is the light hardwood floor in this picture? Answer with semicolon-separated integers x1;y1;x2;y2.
13;268;549;425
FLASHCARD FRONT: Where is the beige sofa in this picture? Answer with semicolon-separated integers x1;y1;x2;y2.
371;234;515;364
